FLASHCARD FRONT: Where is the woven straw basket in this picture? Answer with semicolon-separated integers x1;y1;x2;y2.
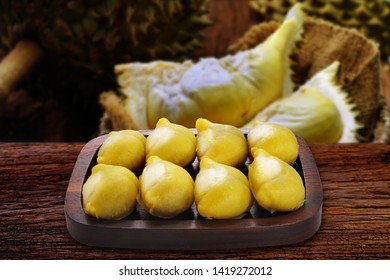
99;17;390;143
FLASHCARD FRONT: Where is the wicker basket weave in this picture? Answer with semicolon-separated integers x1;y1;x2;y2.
99;17;390;143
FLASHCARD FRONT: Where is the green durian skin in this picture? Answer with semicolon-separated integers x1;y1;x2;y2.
249;0;390;59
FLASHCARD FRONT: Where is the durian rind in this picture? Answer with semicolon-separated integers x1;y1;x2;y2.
302;61;362;142
249;0;390;59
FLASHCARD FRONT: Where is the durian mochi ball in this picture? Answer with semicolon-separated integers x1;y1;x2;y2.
248;149;305;213
97;130;146;172
82;164;139;220
195;158;253;219
247;121;298;165
195;118;247;167
146;118;196;167
138;156;194;219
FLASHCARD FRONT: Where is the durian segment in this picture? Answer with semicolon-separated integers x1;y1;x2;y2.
115;61;193;129
97;130;146;172
115;4;304;129
196;118;248;167
248;149;305;213
146;118;196;167
138;156;194;219
247;121;298;164
194;158;253;219
245;61;362;143
82;164;139;220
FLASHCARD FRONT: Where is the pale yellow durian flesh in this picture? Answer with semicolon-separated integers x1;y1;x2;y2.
196;118;248;167
97;129;146;172
248;149;305;213
195;158;253;219
245;61;361;143
247;121;298;164
145;118;196;167
138;156;194;219
82;164;139;220
115;4;304;129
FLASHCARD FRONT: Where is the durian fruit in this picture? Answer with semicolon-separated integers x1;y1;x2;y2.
138;156;194;219
0;0;210;129
248;149;305;213
82;163;139;220
194;158;253;219
196;118;247;167
229;6;382;144
97;130;146;172
248;0;390;60
146;118;196;167
247;121;298;164
245;61;362;143
103;3;304;130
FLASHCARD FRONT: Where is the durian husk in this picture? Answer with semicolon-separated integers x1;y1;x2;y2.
229;16;384;143
99;16;388;143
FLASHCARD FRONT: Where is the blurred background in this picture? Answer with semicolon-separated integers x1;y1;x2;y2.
0;0;389;142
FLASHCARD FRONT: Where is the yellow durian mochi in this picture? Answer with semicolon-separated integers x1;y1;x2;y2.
196;118;247;167
82;164;139;220
248;149;305;213
146;118;196;167
247;121;298;164
97;129;146;172
139;156;194;219
194;158;253;219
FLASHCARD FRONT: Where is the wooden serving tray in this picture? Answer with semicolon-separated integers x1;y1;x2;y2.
65;130;323;250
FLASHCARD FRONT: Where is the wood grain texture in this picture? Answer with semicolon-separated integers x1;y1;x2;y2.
195;0;259;58
1;142;389;259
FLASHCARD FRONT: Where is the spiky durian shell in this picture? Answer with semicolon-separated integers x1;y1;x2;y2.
0;0;210;107
248;0;390;59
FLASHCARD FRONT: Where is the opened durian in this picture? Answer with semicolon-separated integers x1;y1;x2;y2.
100;3;372;144
196;118;247;167
194;158;253;219
249;0;390;60
102;3;304;129
245;61;362;143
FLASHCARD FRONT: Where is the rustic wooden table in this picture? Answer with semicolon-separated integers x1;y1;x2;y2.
1;142;389;259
